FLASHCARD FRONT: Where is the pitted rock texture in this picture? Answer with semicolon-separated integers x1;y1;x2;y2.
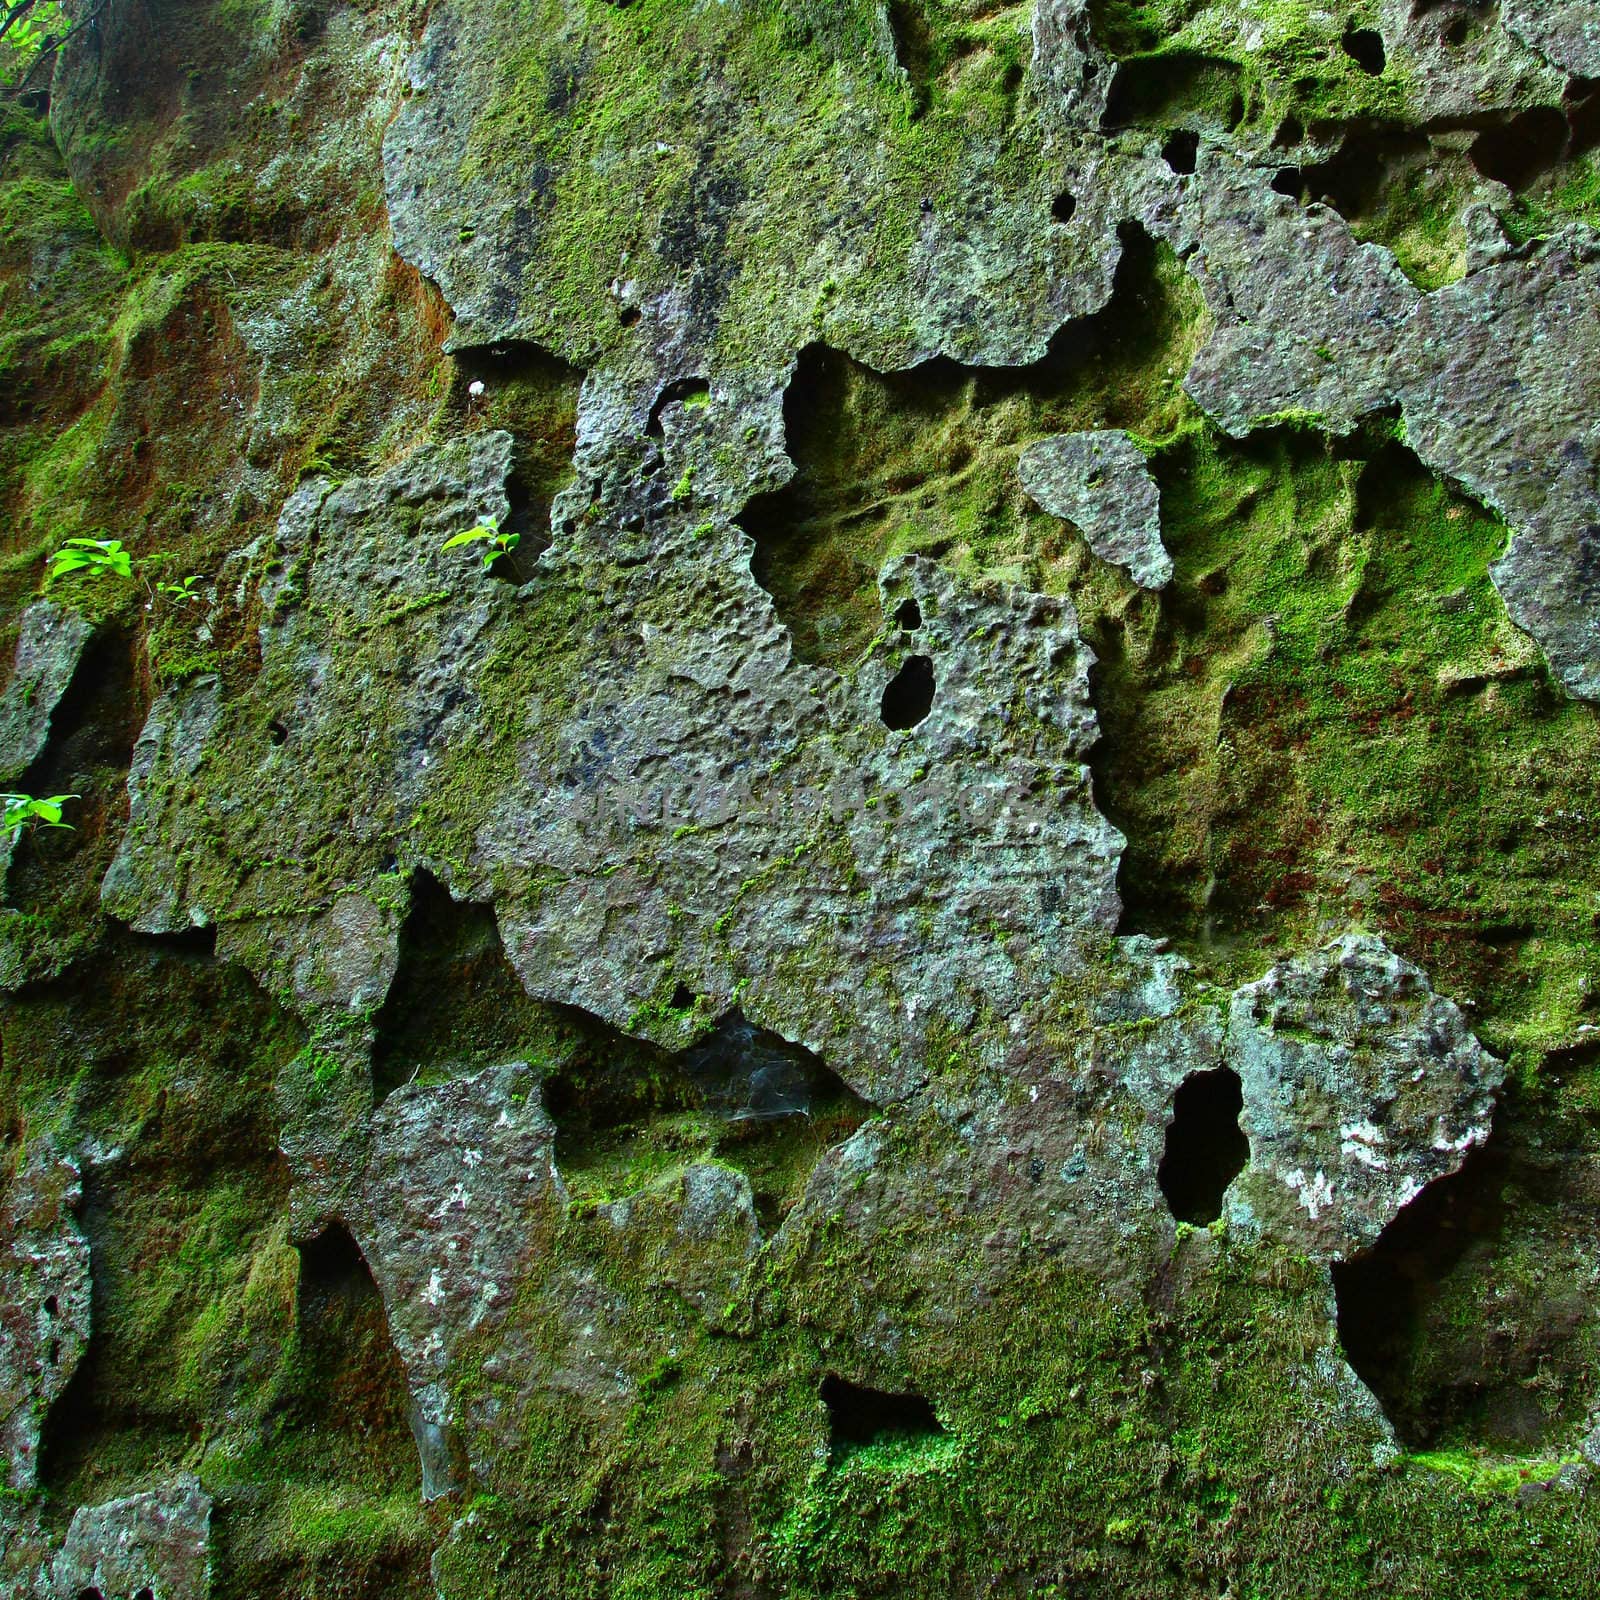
0;1145;89;1493
8;0;1600;1594
0;603;91;784
102;436;1123;1104
355;1061;564;1496
1225;935;1505;1260
47;1476;211;1600
1018;429;1170;588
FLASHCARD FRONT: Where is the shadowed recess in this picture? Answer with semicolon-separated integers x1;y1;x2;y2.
737;226;1208;670
880;654;936;729
820;1373;945;1456
1157;1066;1248;1225
370;869;548;1104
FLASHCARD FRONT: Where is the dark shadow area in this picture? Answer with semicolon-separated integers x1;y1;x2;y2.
1102;53;1244;134
821;1374;945;1456
886;0;937;117
127;923;218;961
737;224;1204;671
451;339;582;564
880;654;935;730
1279;125;1431;220
546;1008;874;1226
1052;189;1077;223
1157;1067;1248;1224
284;1223;418;1490
1342;26;1385;76
1332;1140;1509;1449
1470;106;1570;192
371;869;546;1104
1162;128;1199;174
645;375;711;438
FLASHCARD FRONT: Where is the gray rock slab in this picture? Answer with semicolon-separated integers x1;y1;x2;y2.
49;1476;211;1600
0;1145;90;1495
1019;429;1171;588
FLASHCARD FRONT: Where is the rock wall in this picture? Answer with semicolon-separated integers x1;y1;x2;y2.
3;2;1600;1595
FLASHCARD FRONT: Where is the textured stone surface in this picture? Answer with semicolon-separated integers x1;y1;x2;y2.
103;438;1123;1105
1505;0;1600;77
1019;428;1170;588
7;0;1600;1593
0;1144;89;1493
48;1476;211;1600
1225;935;1505;1260
355;1062;565;1497
0;602;92;784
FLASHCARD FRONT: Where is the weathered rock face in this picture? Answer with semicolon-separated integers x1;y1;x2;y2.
47;1476;211;1600
6;0;1600;1596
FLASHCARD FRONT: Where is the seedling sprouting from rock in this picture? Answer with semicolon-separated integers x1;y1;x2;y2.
1;791;76;842
47;536;133;583
442;514;519;574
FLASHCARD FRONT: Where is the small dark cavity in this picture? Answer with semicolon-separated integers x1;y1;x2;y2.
1273;114;1304;149
1052;189;1077;224
1331;1140;1509;1448
47;1339;61;1365
75;1590;104;1600
670;983;695;1010
44;1295;58;1317
267;719;288;746
681;1013;826;1122
880;654;935;731
618;304;641;327
1271;167;1302;198
134;1591;155;1600
1342;26;1386;75
646;376;711;438
892;596;923;631
821;1374;945;1454
1157;1067;1249;1225
1163;129;1200;175
1442;12;1470;48
1470;106;1571;191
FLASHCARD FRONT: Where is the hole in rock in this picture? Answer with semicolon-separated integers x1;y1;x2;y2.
75;1590;104;1600
44;1295;58;1316
821;1374;945;1455
1470;107;1570;191
1102;53;1244;134
292;1223;420;1492
1052;189;1077;223
371;870;545;1104
1271;166;1302;198
1157;1067;1248;1224
670;983;695;1010
737;224;1204;670
646;376;711;438
892;596;922;630
134;1590;154;1600
545;1008;874;1222
880;655;935;730
266;719;288;746
1273;114;1304;148
1342;26;1385;75
1162;128;1200;174
450;338;581;564
886;0;936;117
1332;1140;1510;1449
619;304;641;327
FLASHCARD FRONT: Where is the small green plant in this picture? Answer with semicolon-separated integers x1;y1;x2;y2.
157;575;202;604
441;514;518;574
1;792;76;842
48;536;133;583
